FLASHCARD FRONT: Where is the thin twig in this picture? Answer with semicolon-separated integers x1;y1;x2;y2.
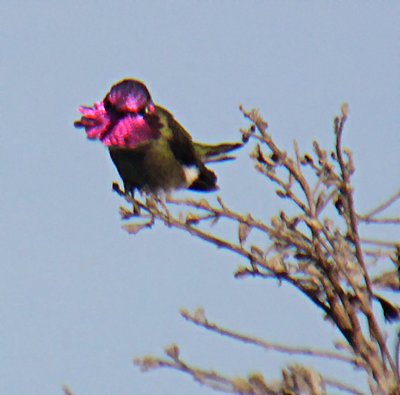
324;377;367;395
358;217;400;225
180;308;360;366
361;190;400;219
166;195;273;235
361;238;399;248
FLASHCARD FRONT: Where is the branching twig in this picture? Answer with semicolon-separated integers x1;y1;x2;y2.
135;347;362;395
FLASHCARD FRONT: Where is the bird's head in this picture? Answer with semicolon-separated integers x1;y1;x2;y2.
74;79;160;147
104;79;155;115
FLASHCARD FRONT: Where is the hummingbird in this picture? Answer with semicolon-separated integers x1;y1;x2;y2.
74;79;242;197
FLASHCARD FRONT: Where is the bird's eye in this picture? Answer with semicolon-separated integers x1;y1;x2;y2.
137;107;149;117
137;106;150;116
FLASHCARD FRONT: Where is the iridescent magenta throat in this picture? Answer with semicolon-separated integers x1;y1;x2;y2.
75;102;160;148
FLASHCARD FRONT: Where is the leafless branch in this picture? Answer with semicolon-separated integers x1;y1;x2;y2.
126;105;400;395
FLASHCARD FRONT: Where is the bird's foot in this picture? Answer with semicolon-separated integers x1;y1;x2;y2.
132;201;141;216
119;206;135;220
118;203;141;219
112;182;141;217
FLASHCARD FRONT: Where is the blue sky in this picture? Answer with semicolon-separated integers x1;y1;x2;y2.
1;2;399;394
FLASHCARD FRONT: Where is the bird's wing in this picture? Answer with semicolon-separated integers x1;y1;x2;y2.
155;105;200;167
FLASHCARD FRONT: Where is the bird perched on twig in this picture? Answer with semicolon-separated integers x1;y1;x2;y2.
74;79;242;198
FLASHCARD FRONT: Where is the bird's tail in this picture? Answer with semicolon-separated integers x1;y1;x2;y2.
194;141;243;163
188;165;218;192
